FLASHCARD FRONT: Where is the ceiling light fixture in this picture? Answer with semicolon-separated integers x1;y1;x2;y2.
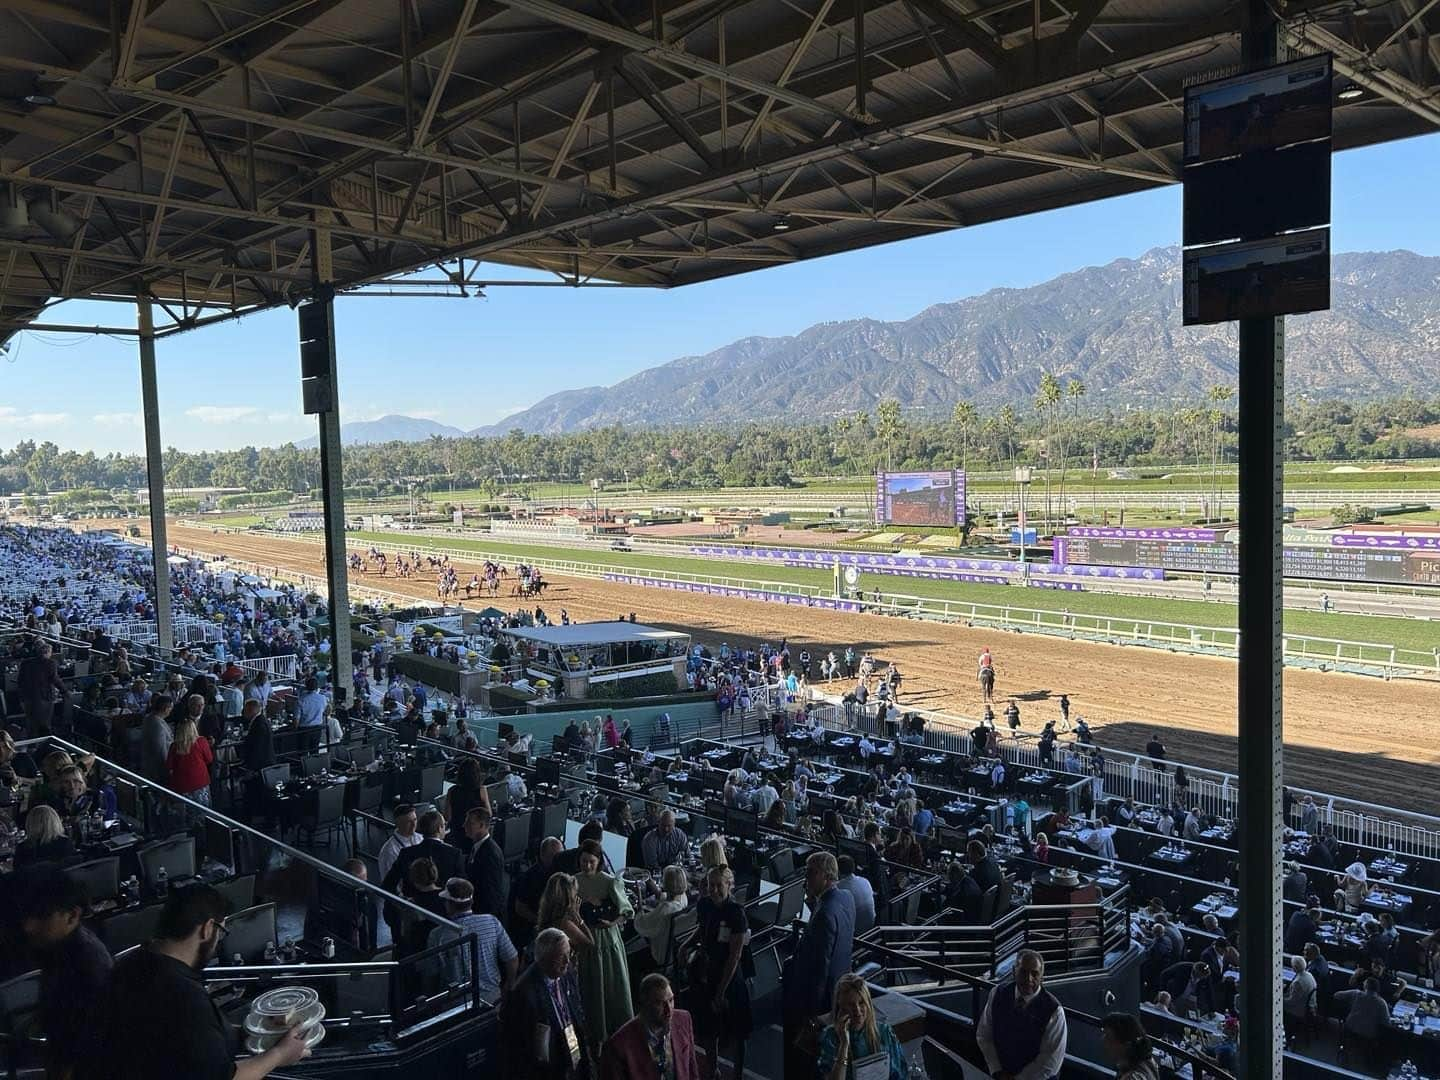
22;90;57;107
772;215;791;232
1338;86;1364;100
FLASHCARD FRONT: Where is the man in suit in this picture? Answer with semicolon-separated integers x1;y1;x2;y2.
502;927;592;1080
782;852;855;1080
1161;961;1216;1016
19;642;67;736
382;810;463;903
462;806;509;919
968;840;1002;894
861;822;892;917
599;973;698;1080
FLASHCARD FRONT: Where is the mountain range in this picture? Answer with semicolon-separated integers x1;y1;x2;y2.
296;414;466;447
317;246;1440;443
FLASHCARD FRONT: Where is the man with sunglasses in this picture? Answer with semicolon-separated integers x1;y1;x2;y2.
84;884;310;1080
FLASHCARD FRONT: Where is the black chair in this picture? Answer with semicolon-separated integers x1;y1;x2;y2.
301;753;329;776
214;874;257;912
419;764;445;804
539;800;569;846
500;811;532;865
296;784;347;849
0;968;43;1071
766;848;796;882
100;903;165;952
261;763;292;787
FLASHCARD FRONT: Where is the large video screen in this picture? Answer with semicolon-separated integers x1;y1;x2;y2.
876;470;966;527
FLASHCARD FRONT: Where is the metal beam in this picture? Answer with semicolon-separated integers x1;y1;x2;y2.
131;0;329;83
496;0;852;122
137;298;173;652
412;0;482;149
740;0;838;153
144;111;188;262
113;0;148;84
530;80;601;219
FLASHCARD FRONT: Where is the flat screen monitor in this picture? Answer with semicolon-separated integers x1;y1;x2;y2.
497;722;516;740
838;836;871;868
139;835;197;885
65;856;121;903
113;777;143;826
725;808;759;842
551;734;567;755
595;754;617;778
508;751;529;769
487;781;511;811
348;745;376;769
535;757;562;789
224;902;279;964
313;875;366;942
396;720;420;746
204;820;236;871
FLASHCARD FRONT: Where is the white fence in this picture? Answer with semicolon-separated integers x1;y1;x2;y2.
236;653;300;681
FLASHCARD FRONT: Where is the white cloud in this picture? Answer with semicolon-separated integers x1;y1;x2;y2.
93;412;141;427
185;405;260;423
0;409;71;428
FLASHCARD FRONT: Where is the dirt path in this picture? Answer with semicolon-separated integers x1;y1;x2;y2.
160;523;1440;816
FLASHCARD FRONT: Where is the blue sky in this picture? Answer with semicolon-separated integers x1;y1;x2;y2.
3;131;1439;455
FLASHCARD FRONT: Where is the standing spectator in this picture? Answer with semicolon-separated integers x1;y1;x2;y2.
165;716;214;805
20;868;115;1080
463;806;509;919
1144;731;1167;772
427;877;519;996
139;694;175;786
378;804;422;884
836;855;877;935
500;927;591;1080
687;865;752;1080
977;950;1068;1080
600;973;699;1080
18;642;67;736
87;884;310;1079
574;840;635;1047
782;852;855;1080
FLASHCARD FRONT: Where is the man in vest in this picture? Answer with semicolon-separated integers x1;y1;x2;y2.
977;949;1067;1080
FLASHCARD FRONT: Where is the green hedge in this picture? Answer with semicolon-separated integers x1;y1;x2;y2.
388;651;463;695
586;672;683;700
533;689;710;713
488;685;537;715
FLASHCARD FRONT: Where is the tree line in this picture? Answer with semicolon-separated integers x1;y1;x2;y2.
3;392;1439;498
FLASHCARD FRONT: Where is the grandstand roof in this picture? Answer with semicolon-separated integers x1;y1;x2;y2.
1;0;1436;342
501;620;689;647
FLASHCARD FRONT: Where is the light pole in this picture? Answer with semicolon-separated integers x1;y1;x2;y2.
1014;466;1032;587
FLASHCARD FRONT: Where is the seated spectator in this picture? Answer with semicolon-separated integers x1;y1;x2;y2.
16;805;74;866
1284;955;1318;1028
632;865;690;966
1100;1011;1159;1080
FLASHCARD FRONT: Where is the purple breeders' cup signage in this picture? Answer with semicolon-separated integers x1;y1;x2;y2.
876;472;887;527
1331;534;1440;550
956;469;967;527
1068;527;1219;542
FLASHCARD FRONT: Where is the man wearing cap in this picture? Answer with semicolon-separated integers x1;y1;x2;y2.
427;877;519;997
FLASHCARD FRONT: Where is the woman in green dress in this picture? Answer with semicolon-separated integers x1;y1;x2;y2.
574;838;635;1049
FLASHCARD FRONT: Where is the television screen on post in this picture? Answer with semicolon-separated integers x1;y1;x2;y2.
725;808;759;842
396;720;420;746
203;820;236;870
535;757;562;789
595;754;617;778
876;470;966;528
497;722;516;741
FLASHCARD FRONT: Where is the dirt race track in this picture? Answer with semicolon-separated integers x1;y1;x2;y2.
161;523;1440;816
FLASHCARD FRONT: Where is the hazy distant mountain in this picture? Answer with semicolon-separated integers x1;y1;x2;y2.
469;246;1440;435
297;415;466;447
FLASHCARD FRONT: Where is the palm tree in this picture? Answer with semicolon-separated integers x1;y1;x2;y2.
875;398;904;473
951;400;977;474
1035;372;1062;531
1207;385;1234;521
1058;379;1086;523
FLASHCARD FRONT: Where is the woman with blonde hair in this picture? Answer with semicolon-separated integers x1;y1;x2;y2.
16;804;75;865
165;715;214;804
633;865;689;965
538;871;594;953
699;835;729;871
818;973;908;1080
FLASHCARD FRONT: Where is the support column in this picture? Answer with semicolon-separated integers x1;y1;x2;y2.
309;218;353;702
1235;6;1285;1076
137;299;173;652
